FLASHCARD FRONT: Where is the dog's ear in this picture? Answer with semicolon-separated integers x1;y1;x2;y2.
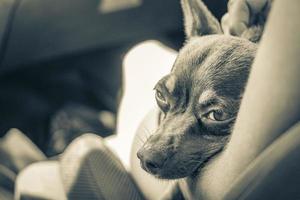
181;0;222;39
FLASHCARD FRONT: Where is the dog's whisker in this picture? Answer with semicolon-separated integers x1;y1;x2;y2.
136;137;143;144
142;126;153;138
137;134;146;145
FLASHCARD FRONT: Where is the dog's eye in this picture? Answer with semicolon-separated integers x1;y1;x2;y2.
156;90;166;103
155;90;169;111
155;90;166;102
207;110;229;121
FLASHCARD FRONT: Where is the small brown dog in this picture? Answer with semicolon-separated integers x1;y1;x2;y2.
137;0;265;199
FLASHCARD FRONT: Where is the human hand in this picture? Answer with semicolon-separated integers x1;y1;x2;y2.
221;0;272;36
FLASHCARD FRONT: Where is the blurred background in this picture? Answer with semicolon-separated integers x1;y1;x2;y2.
0;0;227;156
0;0;234;199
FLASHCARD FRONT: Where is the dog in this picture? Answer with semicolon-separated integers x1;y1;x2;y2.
137;0;265;199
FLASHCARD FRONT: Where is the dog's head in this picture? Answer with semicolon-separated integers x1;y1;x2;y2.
137;0;258;179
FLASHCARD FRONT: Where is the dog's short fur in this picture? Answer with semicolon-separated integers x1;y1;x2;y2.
137;0;261;199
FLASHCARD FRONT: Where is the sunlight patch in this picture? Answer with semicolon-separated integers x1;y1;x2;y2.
98;0;142;13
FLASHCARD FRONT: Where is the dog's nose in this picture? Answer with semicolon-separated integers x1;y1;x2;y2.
137;148;165;174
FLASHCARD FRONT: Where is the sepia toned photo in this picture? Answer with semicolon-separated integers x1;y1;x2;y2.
0;0;299;199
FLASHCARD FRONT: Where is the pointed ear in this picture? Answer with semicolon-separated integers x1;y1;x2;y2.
181;0;222;39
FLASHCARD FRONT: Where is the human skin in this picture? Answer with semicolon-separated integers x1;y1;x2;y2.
196;0;300;199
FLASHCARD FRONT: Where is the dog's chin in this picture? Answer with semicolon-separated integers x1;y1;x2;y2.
144;152;222;179
143;161;202;180
156;166;200;180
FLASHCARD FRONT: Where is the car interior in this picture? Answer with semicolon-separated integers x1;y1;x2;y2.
0;0;299;200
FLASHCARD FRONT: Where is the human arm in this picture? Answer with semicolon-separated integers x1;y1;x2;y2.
197;0;300;199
